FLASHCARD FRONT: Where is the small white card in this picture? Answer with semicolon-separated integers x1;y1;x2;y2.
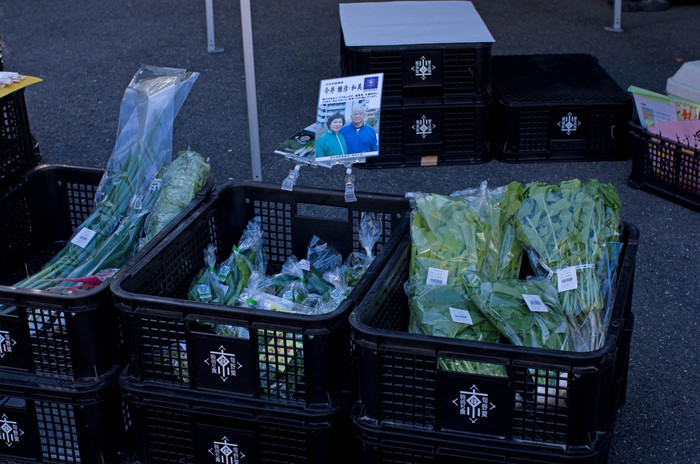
449;307;473;325
556;267;578;292
426;267;449;286
70;227;97;249
522;294;549;313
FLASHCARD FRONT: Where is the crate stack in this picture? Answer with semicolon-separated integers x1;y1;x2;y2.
0;83;214;463
110;181;410;463
348;224;639;464
0;83;127;463
339;1;494;168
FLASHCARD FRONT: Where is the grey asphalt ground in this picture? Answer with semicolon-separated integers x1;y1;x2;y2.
1;1;698;463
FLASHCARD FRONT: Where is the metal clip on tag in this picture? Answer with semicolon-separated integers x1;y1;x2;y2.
281;164;302;191
344;166;357;203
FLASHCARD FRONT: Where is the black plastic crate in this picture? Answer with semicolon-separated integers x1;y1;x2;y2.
627;122;700;212
339;1;493;106
353;413;614;464
360;101;492;169
341;40;492;107
120;369;357;464
0;89;41;192
0;164;212;382
349;224;638;452
111;181;410;410
0;366;126;464
491;54;633;162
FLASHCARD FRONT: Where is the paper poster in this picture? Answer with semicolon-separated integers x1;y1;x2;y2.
314;73;383;165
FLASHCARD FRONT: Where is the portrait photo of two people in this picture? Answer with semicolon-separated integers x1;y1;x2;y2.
314;74;384;165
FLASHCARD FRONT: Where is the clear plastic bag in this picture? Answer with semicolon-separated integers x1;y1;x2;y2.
138;149;210;249
188;244;227;304
95;65;199;207
342;212;382;288
217;217;267;305
307;236;343;275
463;272;573;352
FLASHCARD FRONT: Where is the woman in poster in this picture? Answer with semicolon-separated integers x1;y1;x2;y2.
315;113;348;159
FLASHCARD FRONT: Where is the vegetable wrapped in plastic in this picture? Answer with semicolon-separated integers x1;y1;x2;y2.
4;65;199;297
405;278;507;377
138;149;211;250
188;244;227;304
514;179;622;351
217;217;267;305
404;183;524;375
307;235;343;275
408;182;523;289
238;271;316;315
463;272;573;351
342;212;383;288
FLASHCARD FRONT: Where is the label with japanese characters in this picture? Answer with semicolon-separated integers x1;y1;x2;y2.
522;294;549;313
70;227;97;249
426;267;449;286
449;307;473;325
556;266;578;292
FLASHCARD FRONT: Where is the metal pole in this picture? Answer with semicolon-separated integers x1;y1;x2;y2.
240;0;263;181
205;0;224;53
605;0;623;33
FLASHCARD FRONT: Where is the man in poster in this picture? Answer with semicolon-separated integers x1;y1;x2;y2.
340;106;378;154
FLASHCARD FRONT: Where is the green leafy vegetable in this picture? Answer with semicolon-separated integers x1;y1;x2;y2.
515;179;622;351
463;273;572;351
138;149;211;250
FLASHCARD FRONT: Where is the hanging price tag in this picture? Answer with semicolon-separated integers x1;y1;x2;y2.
522;294;549;313
70;228;97;249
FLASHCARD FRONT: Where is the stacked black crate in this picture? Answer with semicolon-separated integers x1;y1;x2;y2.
0;85;124;464
0;84;213;463
111;182;411;463
349;225;639;464
339;1;494;168
0;162;129;463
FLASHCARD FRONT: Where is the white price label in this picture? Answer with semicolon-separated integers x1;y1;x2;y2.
522;294;549;313
299;259;311;271
449;307;473;325
556;267;578;292
70;227;97;249
426;267;449;286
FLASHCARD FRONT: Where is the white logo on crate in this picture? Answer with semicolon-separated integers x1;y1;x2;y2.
558;112;581;136
209;436;246;464
411;56;436;80
204;346;243;382
0;413;24;447
0;330;16;358
452;385;496;423
413;115;436;139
